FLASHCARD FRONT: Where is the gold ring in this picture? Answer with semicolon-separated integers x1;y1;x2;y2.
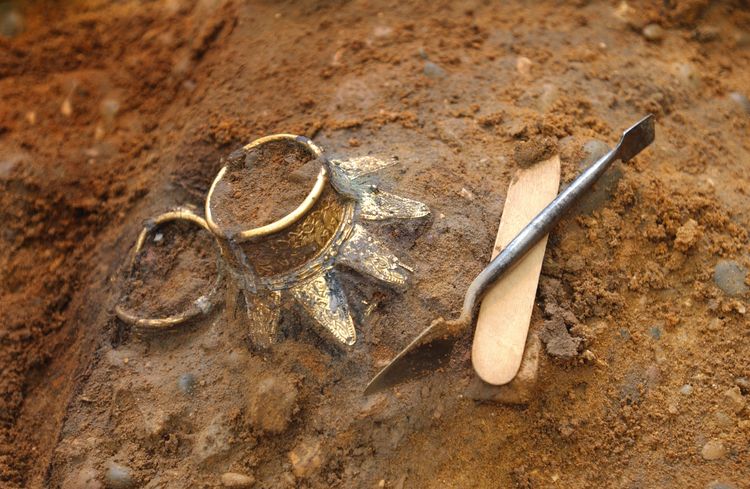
205;134;327;241
115;207;224;331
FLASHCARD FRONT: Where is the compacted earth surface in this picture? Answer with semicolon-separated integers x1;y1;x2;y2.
1;0;749;487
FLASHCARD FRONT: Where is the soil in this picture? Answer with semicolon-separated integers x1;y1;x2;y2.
210;139;319;233
120;220;218;318
1;0;749;488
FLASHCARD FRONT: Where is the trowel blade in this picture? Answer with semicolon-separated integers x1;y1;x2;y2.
363;317;465;395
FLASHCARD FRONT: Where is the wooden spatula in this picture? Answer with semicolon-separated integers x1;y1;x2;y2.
471;155;561;385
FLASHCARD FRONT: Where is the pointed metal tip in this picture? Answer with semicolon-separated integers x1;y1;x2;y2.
616;114;655;163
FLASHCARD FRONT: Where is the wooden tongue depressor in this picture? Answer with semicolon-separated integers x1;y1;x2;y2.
471;154;561;385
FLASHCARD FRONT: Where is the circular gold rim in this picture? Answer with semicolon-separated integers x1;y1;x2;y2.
205;134;327;241
115;207;224;331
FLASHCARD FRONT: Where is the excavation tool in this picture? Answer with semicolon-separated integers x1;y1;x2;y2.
364;114;655;395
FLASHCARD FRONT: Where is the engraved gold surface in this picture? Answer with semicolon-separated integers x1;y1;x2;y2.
330;155;397;180
358;187;431;221
337;224;410;290
289;272;356;345
245;289;282;348
117;139;430;347
239;185;347;277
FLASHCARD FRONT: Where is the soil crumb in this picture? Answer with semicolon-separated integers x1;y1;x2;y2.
539;317;582;359
513;136;558;168
121;221;218;318
211;139;319;233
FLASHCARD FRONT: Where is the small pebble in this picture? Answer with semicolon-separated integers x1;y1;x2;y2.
178;373;196;395
153;232;163;243
104;462;135;489
694;25;720;42
100;98;120;122
289;438;323;478
723;386;746;413
537;83;559;112
62;464;102;489
61;98;73;117
701;439;727;461
221;472;255;488
734;31;750;48
734;376;750;395
707;482;737;489
459;187;475;201
679;384;693;395
573;139;620;215
193;415;233;463
713;260;749;296
729;92;750;114
516;56;532;76
245;375;298;433
0;7;23;37
649;326;661;340
423;61;446;79
642;24;664;42
713;411;733;429
673;62;700;89
707;317;724;331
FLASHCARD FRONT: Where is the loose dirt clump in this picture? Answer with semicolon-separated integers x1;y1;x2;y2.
513;136;558;167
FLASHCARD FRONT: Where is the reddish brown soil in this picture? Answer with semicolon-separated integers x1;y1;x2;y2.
1;1;749;488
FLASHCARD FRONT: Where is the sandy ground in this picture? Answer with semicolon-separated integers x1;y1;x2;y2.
1;0;749;488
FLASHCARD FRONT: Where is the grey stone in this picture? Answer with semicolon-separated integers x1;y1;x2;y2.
694;25;720;42
104;462;135;489
537;83;559;112
178;373;196;395
62;464;102;489
679;384;694;395
707;481;737;489
423;61;446;79
713;260;748;296
713;411;733;429
642;24;664;42
674;62;700;89
735;31;750;48
729;92;750;114
194;415;233;463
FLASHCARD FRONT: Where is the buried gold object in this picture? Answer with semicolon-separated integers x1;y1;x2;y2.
114;207;225;332
116;134;429;346
206;134;429;346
